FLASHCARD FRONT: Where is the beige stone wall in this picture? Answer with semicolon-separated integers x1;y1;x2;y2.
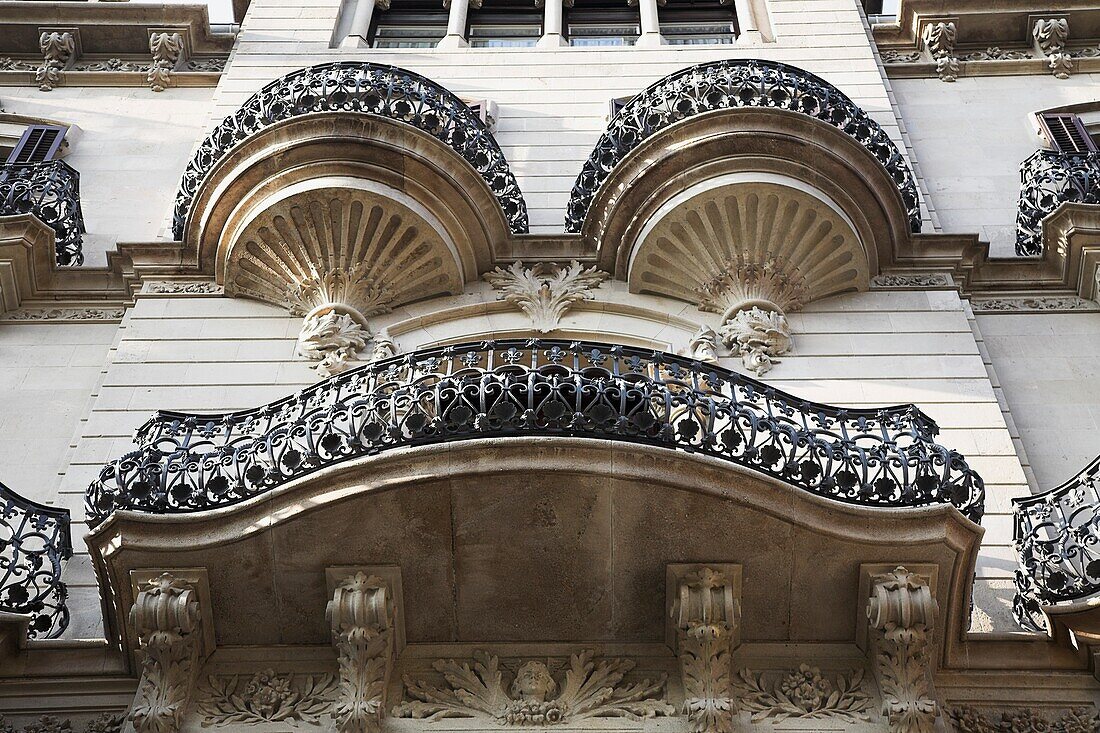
1;87;217;266
891;74;1100;257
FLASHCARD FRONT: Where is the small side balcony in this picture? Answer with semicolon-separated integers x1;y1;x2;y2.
1016;149;1100;256
0;159;85;266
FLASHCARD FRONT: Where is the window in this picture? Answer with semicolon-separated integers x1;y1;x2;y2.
660;0;737;44
370;0;448;47
1039;113;1099;154
566;1;639;46
467;0;541;46
5;125;66;165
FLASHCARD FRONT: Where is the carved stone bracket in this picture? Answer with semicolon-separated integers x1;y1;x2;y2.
684;325;720;364
668;564;742;733
127;571;211;733
921;21;960;82
327;571;399;733
36;30;77;92
1033;18;1072;79
148;30;188;92
865;566;939;733
484;260;609;332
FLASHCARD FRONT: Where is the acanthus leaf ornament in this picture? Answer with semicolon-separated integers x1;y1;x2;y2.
296;308;372;377
866;567;939;733
947;705;1100;733
148;32;184;92
36;32;74;91
128;573;205;733
1033;18;1073;79
732;665;873;723
484;260;609;332
672;567;740;733
686;325;720;365
196;670;337;725
720;307;791;377
921;22;960;82
327;573;397;733
394;649;674;724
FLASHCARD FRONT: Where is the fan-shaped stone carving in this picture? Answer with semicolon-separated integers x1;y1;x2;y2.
224;183;463;374
630;179;869;375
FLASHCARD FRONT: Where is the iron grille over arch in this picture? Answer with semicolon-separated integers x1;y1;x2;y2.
171;62;530;239
564;58;923;234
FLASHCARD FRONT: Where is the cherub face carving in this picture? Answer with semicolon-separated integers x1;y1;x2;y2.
510;661;558;702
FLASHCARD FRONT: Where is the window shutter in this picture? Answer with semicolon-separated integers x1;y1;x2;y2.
5;125;67;165
1039;113;1098;154
609;96;632;119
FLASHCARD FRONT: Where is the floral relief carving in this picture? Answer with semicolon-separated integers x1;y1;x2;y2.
36;31;75;91
197;670;338;726
394;649;674;724
145;281;223;295
871;274;951;288
721;307;791;377
484;260;609;332
82;715;125;733
686;325;720;364
295;309;371;377
971;297;1098;312
673;567;740;733
732;665;873;723
922;22;960;82
148;32;184;92
947;706;1100;733
2;307;126;321
1033;18;1072;79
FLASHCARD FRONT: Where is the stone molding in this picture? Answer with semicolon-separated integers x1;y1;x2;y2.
483;260;609;332
866;567;939;733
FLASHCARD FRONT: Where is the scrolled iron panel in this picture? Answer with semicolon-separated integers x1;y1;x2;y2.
0;481;72;639
1013;455;1100;631
1016;149;1100;256
87;339;984;526
171;62;529;238
0;160;85;266
564;59;923;234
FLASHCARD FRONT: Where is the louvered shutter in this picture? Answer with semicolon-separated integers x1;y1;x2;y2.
1039;113;1098;154
5;125;67;164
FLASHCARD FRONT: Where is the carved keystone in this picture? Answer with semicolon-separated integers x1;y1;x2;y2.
327;567;403;733
920;21;960;82
668;564;742;733
484;260;609;333
127;571;211;733
865;566;939;733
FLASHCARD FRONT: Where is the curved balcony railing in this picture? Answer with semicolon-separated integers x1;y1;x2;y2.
1013;455;1100;632
87;340;984;526
1016;149;1100;257
564;59;922;234
0;480;72;640
0;160;85;266
172;62;529;239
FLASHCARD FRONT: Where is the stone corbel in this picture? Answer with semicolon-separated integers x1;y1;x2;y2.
127;570;214;733
668;564;742;733
696;259;802;377
147;28;191;92
920;20;959;82
327;567;403;733
863;566;939;733
36;28;79;92
1032;17;1072;79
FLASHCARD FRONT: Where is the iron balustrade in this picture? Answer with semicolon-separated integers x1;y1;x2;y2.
171;62;529;239
87;339;984;526
564;58;923;234
1016;149;1100;257
0;160;85;266
1013;455;1100;632
0;480;72;640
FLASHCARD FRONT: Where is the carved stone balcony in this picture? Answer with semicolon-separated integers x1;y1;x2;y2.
1017;149;1100;256
1014;455;1100;633
0;160;84;266
87;339;985;525
0;480;72;640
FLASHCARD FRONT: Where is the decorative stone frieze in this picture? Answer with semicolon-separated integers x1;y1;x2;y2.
36;31;75;91
394;650;674;724
484;260;609;332
327;573;397;733
921;22;960;82
147;32;184;92
196;670;337;725
732;666;873;723
685;325;720;364
866;567;939;733
1;307;126;321
672;567;740;733
947;705;1100;733
1033;18;1072;79
971;296;1099;313
143;281;222;295
83;715;125;733
871;274;951;288
129;573;205;733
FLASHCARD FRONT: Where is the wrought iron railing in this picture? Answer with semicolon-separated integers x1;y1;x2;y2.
1016;149;1100;256
564;59;922;234
172;62;528;239
1013;455;1100;632
0;480;72;639
0;160;85;266
87;340;984;525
